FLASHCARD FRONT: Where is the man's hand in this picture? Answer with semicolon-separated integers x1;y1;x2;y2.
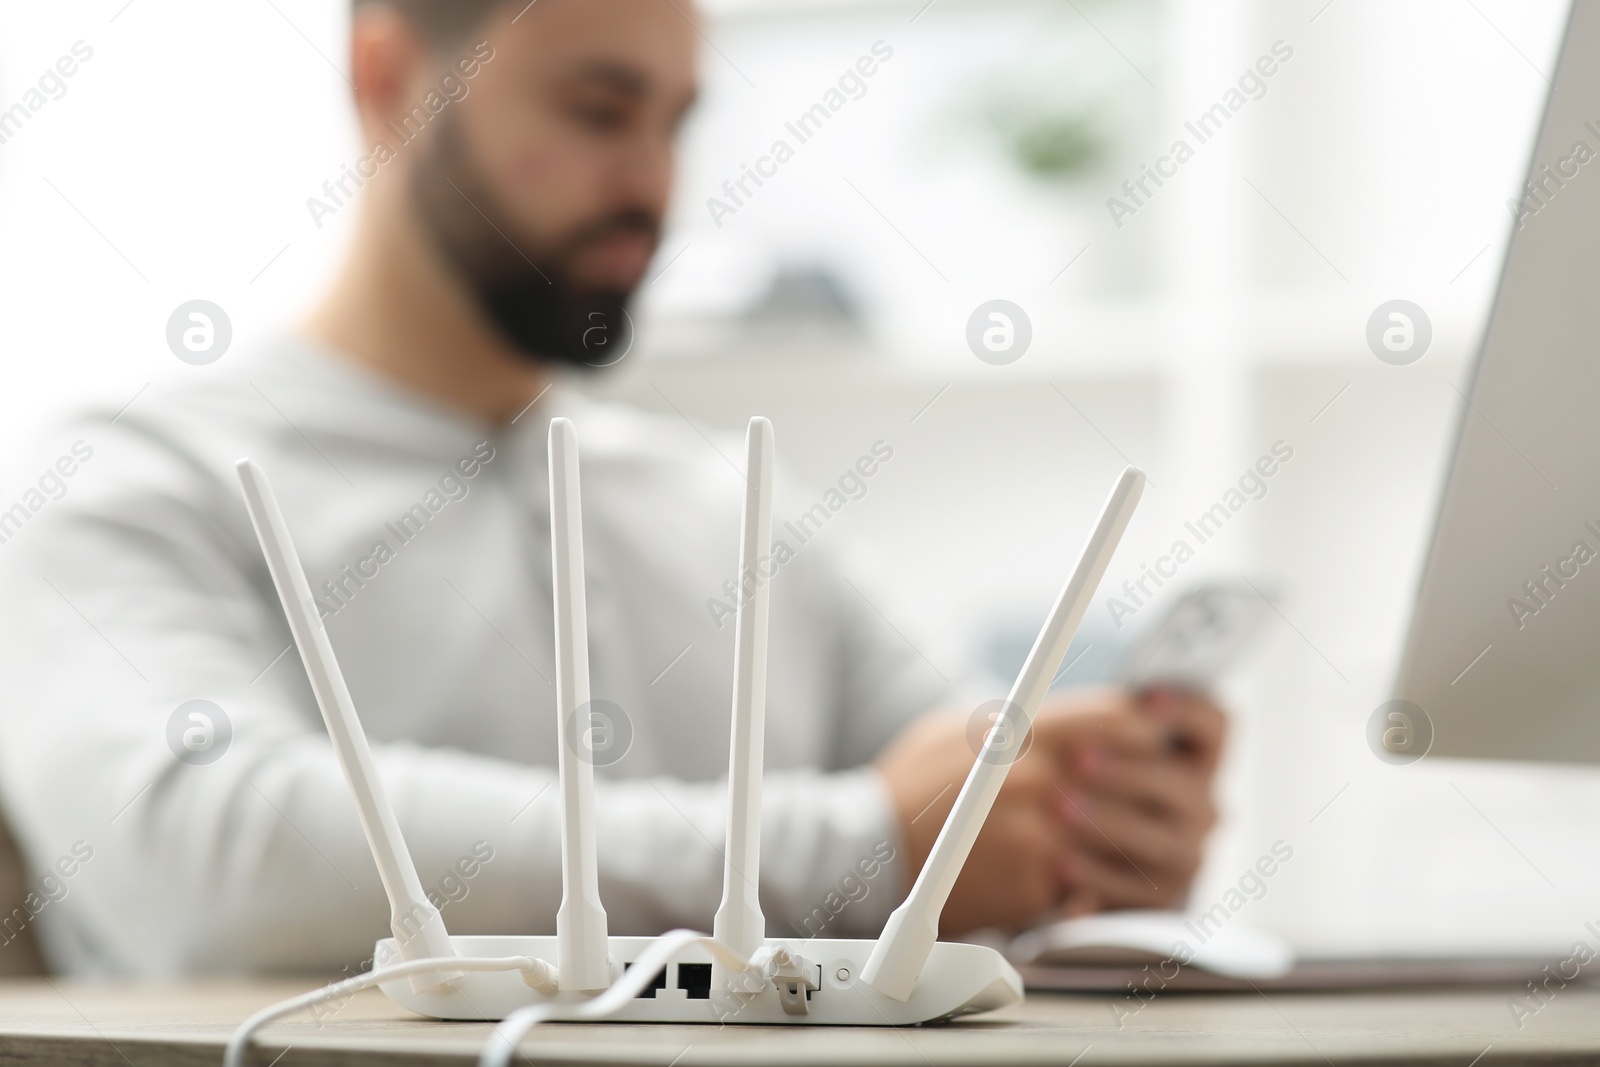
873;687;1224;935
1051;687;1224;919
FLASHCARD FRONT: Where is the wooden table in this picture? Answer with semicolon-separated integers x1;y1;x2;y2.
1;977;1594;1066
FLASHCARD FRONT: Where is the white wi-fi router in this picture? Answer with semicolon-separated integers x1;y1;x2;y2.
226;417;1143;1067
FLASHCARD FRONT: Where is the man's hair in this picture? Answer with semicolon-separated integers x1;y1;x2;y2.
352;0;508;48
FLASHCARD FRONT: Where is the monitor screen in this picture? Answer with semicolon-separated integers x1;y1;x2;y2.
1393;0;1600;762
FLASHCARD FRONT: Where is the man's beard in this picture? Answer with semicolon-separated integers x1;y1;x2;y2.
410;113;652;369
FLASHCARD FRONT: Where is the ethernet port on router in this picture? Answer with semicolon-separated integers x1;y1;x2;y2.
625;961;668;999
676;962;712;1000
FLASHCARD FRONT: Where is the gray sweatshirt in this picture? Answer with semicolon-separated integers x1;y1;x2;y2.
0;338;951;977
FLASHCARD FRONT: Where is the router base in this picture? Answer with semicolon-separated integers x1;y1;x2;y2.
374;935;1022;1025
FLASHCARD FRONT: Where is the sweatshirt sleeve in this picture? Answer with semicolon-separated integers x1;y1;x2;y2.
0;421;911;977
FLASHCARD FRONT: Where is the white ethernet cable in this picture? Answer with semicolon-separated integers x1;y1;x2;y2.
223;955;558;1067
222;935;775;1067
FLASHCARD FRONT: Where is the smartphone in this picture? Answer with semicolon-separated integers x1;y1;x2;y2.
1114;581;1274;692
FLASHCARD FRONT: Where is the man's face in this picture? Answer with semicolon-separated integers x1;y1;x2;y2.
407;0;699;364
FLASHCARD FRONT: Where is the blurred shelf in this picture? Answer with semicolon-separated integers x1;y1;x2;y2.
617;286;1484;392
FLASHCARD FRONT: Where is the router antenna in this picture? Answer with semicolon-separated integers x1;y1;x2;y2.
861;466;1145;1001
712;417;774;987
235;460;456;991
548;418;612;992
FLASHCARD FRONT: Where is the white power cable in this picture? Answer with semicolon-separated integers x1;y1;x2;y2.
477;929;759;1067
223;955;557;1067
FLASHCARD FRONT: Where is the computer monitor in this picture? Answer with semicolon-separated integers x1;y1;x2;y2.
1392;0;1600;762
